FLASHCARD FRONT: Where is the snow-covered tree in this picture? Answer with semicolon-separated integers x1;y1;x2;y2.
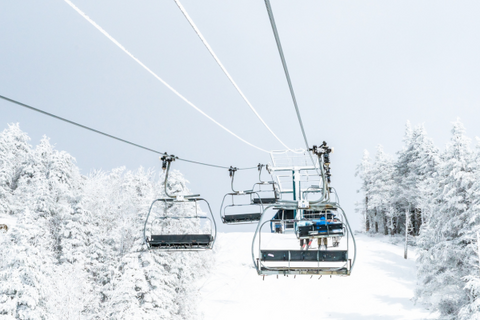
0;123;33;216
355;150;372;231
367;145;395;234
0;207;55;320
0;124;213;319
356;119;480;318
455;139;480;320
414;120;476;319
394;123;439;235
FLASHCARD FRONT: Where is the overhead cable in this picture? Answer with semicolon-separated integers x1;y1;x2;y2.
263;1;323;177
64;0;269;154
0;94;256;171
264;0;310;150
173;0;294;151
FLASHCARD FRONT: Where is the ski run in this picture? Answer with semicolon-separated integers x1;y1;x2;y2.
198;232;436;320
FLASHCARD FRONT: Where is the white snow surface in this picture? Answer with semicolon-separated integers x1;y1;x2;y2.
0;215;16;229
197;232;437;320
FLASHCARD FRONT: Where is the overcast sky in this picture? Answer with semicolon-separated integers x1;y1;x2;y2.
2;0;480;232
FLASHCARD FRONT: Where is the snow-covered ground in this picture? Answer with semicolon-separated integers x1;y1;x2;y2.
197;232;437;320
0;215;16;230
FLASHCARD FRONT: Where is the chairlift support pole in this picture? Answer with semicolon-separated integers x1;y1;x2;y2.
404;206;410;259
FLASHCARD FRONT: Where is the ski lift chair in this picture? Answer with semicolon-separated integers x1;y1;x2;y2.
251;181;280;204
143;154;217;251
252;203;356;277
251;164;281;205
221;191;263;224
144;198;216;251
252;144;356;276
220;167;264;225
254;217;351;276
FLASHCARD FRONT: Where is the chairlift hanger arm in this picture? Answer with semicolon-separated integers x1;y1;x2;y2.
307;142;335;203
257;164;265;183
257;163;277;185
162;155;200;198
229;166;239;193
227;166;255;194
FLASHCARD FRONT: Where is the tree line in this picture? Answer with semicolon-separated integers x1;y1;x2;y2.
356;119;480;319
0;124;212;320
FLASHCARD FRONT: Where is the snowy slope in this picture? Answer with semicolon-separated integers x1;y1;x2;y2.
197;232;437;320
0;215;16;230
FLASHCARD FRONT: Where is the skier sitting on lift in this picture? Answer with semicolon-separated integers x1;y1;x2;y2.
318;237;328;249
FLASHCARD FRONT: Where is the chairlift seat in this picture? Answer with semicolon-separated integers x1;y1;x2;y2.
312;219;341;225
261;250;348;262
318;213;337;220
303;213;337;220
223;213;261;223
148;234;213;248
259;266;349;276
298;222;344;238
252;198;277;204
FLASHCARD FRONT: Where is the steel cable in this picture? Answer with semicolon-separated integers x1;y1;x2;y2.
263;1;324;180
64;0;269;154
264;0;309;150
0;94;257;171
173;0;294;152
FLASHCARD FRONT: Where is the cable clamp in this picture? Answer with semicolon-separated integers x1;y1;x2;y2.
298;200;310;209
228;166;238;177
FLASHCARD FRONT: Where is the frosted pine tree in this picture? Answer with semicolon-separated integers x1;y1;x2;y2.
34;137;94;319
456;137;480;320
82;168;131;318
393;121;417;234
0;126;56;319
355;150;373;232
394;123;439;235
368;145;395;234
0;124;214;319
0;124;33;216
416;120;475;319
0;207;55;320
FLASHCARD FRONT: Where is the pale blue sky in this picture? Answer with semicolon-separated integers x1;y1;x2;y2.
2;0;480;231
